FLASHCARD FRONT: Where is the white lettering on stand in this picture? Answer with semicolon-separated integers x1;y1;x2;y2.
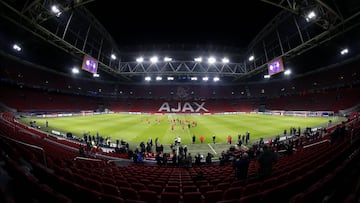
158;102;209;112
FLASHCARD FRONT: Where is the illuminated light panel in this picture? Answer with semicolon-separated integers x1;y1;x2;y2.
222;57;229;63
136;57;144;63
194;57;202;62
12;44;21;51
72;67;79;74
150;56;158;63
208;57;216;64
340;48;349;55
164;57;172;62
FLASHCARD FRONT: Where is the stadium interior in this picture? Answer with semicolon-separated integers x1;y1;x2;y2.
0;0;360;203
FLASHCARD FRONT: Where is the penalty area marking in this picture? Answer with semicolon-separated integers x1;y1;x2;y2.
208;143;217;154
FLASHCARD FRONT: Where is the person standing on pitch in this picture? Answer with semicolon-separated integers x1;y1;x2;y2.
246;131;250;144
212;135;216;144
227;135;232;144
200;135;204;144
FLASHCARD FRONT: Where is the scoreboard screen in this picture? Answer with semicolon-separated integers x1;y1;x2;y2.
82;55;98;74
268;57;284;76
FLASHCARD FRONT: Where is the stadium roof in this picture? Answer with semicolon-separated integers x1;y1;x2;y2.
0;0;359;83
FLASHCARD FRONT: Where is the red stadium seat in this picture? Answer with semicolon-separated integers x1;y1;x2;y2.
204;190;223;203
131;182;147;191
199;185;214;195
223;186;244;200
164;185;180;193
102;183;120;196
119;187;139;200
160;192;180;203
147;184;163;195
139;190;158;203
183;191;202;203
182;185;198;193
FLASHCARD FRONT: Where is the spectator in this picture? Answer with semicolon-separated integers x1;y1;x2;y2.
258;145;278;179
195;153;202;165
156;153;162;166
162;153;168;166
246;131;250;144
184;145;188;158
172;153;177;166
78;146;85;156
233;153;250;180
137;152;143;163
187;153;193;167
206;153;213;164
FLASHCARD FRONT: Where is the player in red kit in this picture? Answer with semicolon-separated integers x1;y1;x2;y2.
227;135;232;144
200;135;204;144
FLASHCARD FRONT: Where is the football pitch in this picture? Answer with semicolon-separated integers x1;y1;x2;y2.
18;114;345;157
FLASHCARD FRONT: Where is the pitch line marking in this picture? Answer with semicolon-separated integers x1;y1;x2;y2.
208;143;217;154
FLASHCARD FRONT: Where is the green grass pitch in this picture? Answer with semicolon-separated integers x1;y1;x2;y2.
18;114;345;157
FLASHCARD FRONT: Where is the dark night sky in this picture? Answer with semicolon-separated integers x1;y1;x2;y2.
85;1;281;48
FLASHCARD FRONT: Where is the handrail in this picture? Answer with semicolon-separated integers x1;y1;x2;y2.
303;139;331;149
73;156;102;162
0;134;47;167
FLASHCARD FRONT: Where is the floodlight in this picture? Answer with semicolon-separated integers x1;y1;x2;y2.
72;67;79;74
150;56;158;63
167;77;174;81
306;11;316;22
145;76;151;81
340;48;349;55
12;44;21;52
308;11;316;19
51;5;61;17
248;55;254;61
156;76;162;81
213;77;220;82
164;57;172;62
190;77;198;81
111;54;117;60
208;57;216;64
284;69;291;75
264;75;270;78
202;77;209;81
222;57;229;63
136;57;144;63
194;57;202;62
93;73;100;77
